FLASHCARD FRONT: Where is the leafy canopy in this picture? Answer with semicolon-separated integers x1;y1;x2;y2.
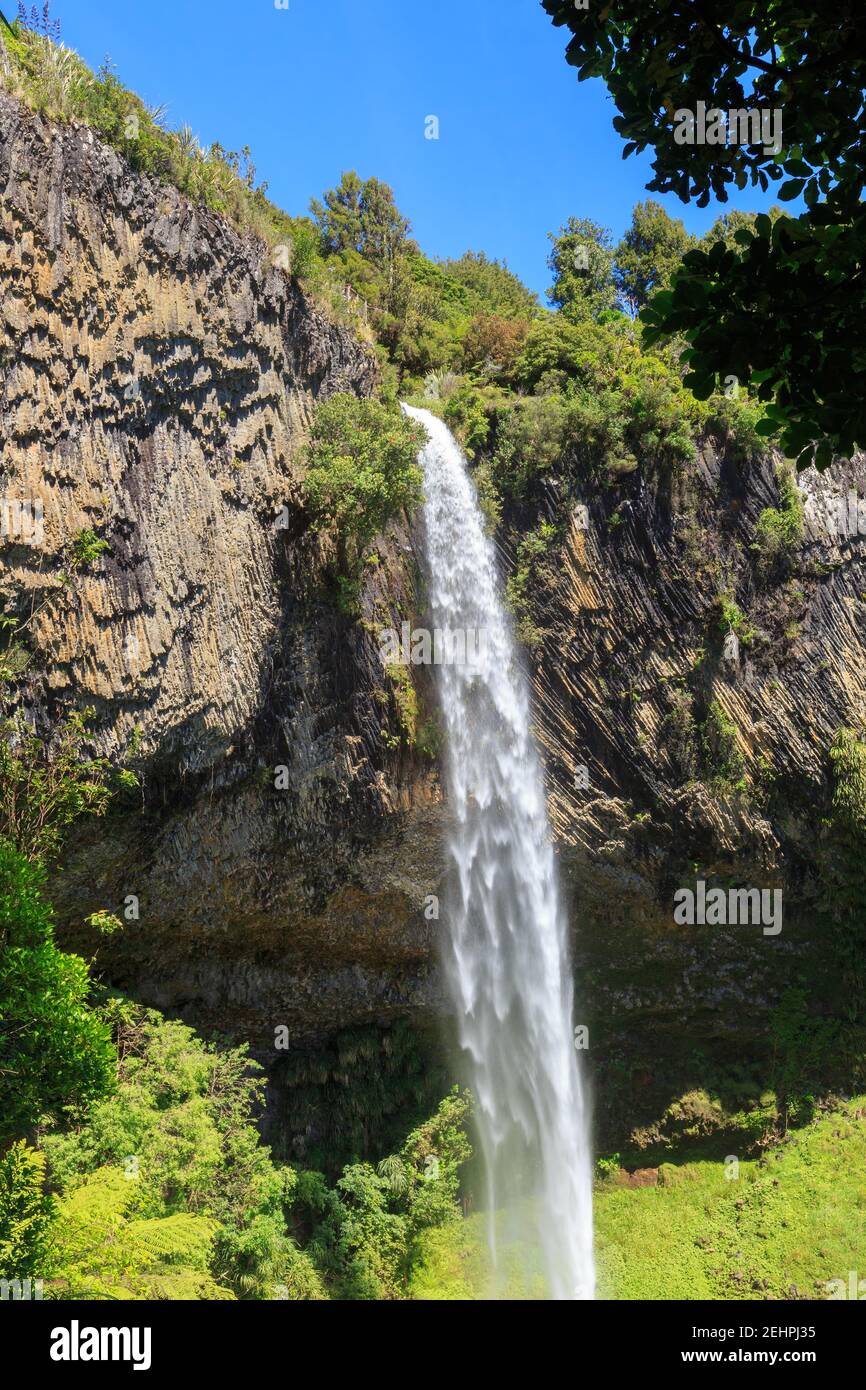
614;200;693;315
547;216;618;322
311;171;414;270
543;0;866;465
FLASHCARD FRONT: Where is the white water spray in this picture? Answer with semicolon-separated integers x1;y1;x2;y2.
403;405;594;1300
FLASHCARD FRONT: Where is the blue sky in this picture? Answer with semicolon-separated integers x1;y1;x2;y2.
55;0;787;299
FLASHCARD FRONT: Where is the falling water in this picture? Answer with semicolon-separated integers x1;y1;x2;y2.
402;405;594;1300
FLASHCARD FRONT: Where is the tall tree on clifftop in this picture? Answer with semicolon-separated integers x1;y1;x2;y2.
547;216;618;322
614;201;693;316
311;172;413;275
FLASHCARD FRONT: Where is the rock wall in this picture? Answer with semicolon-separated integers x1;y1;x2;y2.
520;440;866;1136
0;93;443;1066
2;93;864;1152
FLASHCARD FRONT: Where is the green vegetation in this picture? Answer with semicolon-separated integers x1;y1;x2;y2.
699;699;745;790
505;524;557;649
0;839;115;1144
69;528;110;571
40;1006;322;1300
614;200;694;316
37;1004;472;1301
716;594;757;646
0;1140;55;1279
753;463;806;572
544;0;866;465
547;216;618;322
0;708;118;863
596;1096;866;1300
3;8;863;1307
828;728;866;840
302;394;425;581
407;1095;866;1300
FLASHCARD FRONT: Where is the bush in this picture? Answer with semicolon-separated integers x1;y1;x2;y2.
753;462;804;573
490;395;573;500
461;313;529;380
703;391;770;464
42;1008;323;1300
0;839;115;1141
512;315;618;394
45;1165;232;1301
828;728;866;841
699;700;745;790
303;395;425;576
0;1141;56;1279
505;524;557;648
441;381;496;456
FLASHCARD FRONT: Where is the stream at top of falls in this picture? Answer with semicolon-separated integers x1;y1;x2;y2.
401;404;594;1301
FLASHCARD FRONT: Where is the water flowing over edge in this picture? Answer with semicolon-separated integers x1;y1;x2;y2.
402;404;595;1300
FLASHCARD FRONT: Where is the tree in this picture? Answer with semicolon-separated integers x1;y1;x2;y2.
543;0;866;466
614;201;692;315
42;1008;325;1300
461;313;529;378
547;217;617;322
438;251;539;320
699;207;783;253
311;172;413;275
0;708;121;864
0;838;115;1142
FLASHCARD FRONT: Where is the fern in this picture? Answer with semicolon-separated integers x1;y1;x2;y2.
129;1212;220;1269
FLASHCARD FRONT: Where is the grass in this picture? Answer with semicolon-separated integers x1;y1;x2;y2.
406;1096;866;1300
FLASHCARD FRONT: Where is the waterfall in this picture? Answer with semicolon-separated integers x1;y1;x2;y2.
402;405;594;1300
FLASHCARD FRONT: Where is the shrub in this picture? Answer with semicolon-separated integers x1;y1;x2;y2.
490;395;573;500
828;728;866;841
512;315;617;394
42;1008;323;1300
441;381;494;456
45;1165;233;1300
753;462;805;572
0;708;117;863
0;839;115;1141
0;1141;56;1279
461;313;529;380
699;700;745;790
302;395;425;576
704;391;770;464
506;523;556;648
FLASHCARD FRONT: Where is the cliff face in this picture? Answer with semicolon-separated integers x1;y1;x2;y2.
2;95;864;1153
520;442;866;1135
0;92;443;1067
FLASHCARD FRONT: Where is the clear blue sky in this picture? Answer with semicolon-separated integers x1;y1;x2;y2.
57;0;787;299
